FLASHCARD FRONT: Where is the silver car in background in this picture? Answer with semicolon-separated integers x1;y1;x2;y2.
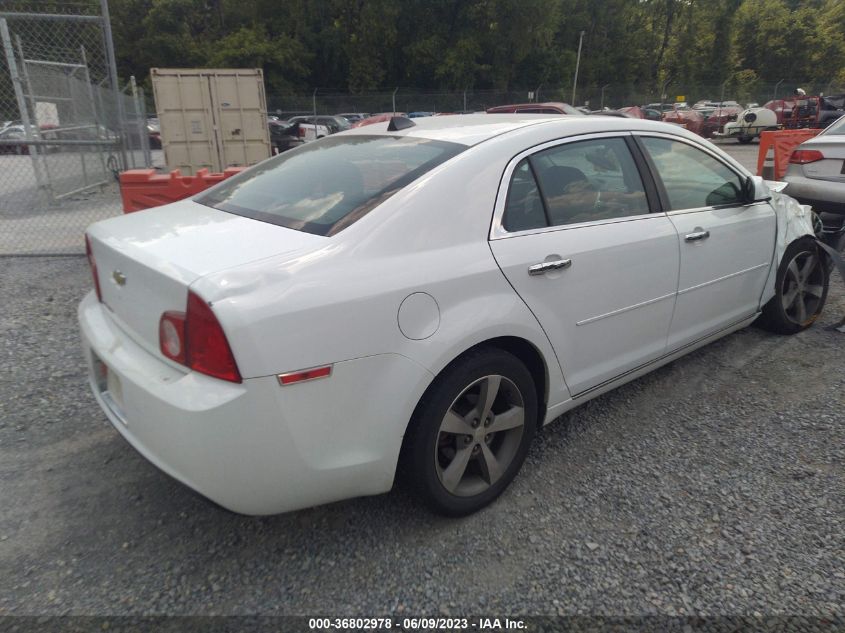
784;115;845;215
784;115;845;247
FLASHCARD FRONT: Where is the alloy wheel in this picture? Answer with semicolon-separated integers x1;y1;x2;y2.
781;249;825;325
434;374;525;497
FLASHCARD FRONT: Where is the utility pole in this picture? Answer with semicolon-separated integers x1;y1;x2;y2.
392;87;398;114
571;30;585;105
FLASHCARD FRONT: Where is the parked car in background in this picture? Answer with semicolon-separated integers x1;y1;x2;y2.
268;118;303;153
587;109;634;118
698;105;742;139
0;123;62;154
643;103;678;113
818;94;845;128
693;100;740;110
0;119;21;133
662;108;705;136
618;106;646;119
80;114;825;518
288;115;351;135
280;118;332;142
0;124;32;154
486;102;582;115
351;113;408;128
336;112;370;123
784;114;845;217
408;111;435;118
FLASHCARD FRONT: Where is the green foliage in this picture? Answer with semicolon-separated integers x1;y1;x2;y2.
729;69;761;104
107;0;845;98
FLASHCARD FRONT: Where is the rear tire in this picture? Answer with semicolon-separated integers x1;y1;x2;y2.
758;237;829;334
403;347;538;516
737;135;753;144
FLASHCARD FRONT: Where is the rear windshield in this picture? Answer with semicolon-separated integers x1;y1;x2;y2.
198;135;465;236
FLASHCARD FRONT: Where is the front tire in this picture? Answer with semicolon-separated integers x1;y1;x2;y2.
758;237;829;334
404;348;538;516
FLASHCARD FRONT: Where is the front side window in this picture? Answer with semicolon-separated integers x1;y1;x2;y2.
640;137;744;210
198;135;465;236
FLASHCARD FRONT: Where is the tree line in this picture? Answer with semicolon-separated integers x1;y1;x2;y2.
108;0;845;101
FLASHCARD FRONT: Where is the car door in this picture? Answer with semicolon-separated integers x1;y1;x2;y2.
636;134;776;350
489;134;680;397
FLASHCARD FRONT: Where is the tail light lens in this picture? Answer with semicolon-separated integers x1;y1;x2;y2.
158;291;241;383
159;311;186;364
298;126;306;138
790;149;824;164
85;233;102;302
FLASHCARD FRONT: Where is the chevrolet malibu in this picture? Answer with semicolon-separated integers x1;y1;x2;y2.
80;115;828;516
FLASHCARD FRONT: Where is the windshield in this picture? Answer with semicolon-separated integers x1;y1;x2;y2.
197;135;466;236
822;115;845;135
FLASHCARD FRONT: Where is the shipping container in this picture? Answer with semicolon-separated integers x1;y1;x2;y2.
151;68;271;175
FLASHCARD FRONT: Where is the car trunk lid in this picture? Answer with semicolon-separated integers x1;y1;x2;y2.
87;198;324;357
797;137;845;182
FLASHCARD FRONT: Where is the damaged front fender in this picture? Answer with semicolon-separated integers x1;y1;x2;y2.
758;182;816;307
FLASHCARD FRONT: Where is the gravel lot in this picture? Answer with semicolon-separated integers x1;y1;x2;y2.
1;141;843;622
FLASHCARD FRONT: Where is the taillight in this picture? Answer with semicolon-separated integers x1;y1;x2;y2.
159;311;186;364
790;149;824;164
85;233;102;302
158;291;241;383
298;126;306;138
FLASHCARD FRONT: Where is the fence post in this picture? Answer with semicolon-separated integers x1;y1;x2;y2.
99;0;128;172
80;44;110;182
2;22;52;201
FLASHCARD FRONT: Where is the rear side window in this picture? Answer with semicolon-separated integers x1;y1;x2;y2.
532;137;649;226
198;135;465;236
823;115;845;135
640;137;744;210
502;138;650;231
503;160;547;232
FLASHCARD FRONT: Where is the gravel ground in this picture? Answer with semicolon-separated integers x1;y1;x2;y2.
1;258;843;620
1;140;843;622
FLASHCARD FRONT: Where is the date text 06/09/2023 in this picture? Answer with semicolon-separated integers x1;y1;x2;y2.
308;617;528;631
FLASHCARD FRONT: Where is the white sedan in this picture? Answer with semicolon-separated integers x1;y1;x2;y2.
80;114;828;516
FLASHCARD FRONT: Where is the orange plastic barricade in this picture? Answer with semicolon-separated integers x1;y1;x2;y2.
756;129;821;181
119;167;245;213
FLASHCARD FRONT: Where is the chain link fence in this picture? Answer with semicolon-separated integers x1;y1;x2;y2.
0;1;152;256
269;80;845;117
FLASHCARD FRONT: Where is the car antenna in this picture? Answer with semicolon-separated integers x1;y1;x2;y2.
387;116;415;131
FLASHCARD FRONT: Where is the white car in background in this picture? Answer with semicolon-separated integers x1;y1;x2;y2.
80;114;827;516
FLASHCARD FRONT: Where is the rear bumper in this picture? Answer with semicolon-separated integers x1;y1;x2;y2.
783;174;845;215
78;291;433;515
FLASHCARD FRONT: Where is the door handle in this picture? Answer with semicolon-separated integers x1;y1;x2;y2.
528;259;572;276
685;229;710;242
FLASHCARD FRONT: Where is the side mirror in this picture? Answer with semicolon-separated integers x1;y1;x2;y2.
744;175;771;203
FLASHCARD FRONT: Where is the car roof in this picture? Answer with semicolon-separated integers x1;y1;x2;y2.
337;113;700;147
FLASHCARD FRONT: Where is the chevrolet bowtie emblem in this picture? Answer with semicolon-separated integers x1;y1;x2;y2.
113;270;127;286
